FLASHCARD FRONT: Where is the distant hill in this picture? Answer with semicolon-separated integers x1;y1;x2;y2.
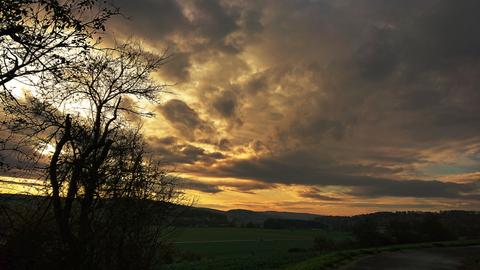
225;209;323;224
2;193;480;236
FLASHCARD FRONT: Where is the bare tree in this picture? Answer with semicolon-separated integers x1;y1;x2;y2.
0;0;117;88
0;0;117;171
0;3;182;269
1;43;179;270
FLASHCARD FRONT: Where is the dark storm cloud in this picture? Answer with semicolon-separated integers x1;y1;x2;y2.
111;0;480;142
147;137;225;165
219;180;276;194
299;187;343;201
211;90;243;127
346;1;480;122
348;179;479;199
191;149;404;185
336;1;480;145
154;136;178;145
111;0;249;53
160;53;191;82
249;0;480;146
159;99;202;130
159;99;213;140
395;0;480;71
347;148;425;165
217;138;231;151
272;201;444;212
179;178;222;194
212;90;237;118
243;72;268;95
110;0;190;41
188;149;480;200
179;177;275;194
189;0;239;45
104;0;480;206
353;30;398;81
292;117;349;142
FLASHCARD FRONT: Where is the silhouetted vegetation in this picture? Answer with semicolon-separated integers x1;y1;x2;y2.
264;218;326;230
310;211;472;249
174;207;232;227
313;235;336;252
0;1;183;269
164;208;480;246
0;0;117;89
2;193;480;269
1;194;183;269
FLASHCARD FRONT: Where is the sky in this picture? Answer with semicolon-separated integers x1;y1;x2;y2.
4;0;480;215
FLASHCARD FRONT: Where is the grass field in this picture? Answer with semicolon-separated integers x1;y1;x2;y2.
163;227;352;270
171;227;350;257
164;228;480;270
172;227;336;242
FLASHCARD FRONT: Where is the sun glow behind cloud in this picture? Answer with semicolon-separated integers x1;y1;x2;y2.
3;0;480;215
98;0;480;214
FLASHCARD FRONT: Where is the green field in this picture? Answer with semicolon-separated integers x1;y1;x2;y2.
164;227;352;270
171;227;351;256
165;230;480;270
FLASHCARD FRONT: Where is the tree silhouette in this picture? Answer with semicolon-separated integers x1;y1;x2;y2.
0;3;182;269
1;0;117;170
0;0;116;88
1;43;179;270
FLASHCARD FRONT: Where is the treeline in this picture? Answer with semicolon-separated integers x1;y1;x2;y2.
3;194;479;237
311;211;480;250
263;218;326;230
322;211;480;240
173;208;232;227
169;205;480;241
351;211;480;246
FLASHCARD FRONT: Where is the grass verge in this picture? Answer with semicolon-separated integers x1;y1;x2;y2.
284;239;480;270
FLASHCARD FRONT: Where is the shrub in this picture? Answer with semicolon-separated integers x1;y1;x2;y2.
313;235;336;252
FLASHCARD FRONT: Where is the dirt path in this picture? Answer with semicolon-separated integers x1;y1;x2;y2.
338;245;480;270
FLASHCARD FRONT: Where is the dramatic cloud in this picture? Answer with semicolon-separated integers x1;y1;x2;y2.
3;0;480;214
187;149;480;200
179;177;275;194
179;178;222;194
147;136;225;165
299;187;343;202
158;99;213;140
108;0;480;214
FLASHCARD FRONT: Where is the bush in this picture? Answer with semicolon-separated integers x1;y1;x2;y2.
420;215;456;242
313;235;336;252
352;219;390;247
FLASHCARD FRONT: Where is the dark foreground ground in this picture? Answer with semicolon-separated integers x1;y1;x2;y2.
339;245;480;270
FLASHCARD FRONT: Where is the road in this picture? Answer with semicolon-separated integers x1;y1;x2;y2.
338;245;480;270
